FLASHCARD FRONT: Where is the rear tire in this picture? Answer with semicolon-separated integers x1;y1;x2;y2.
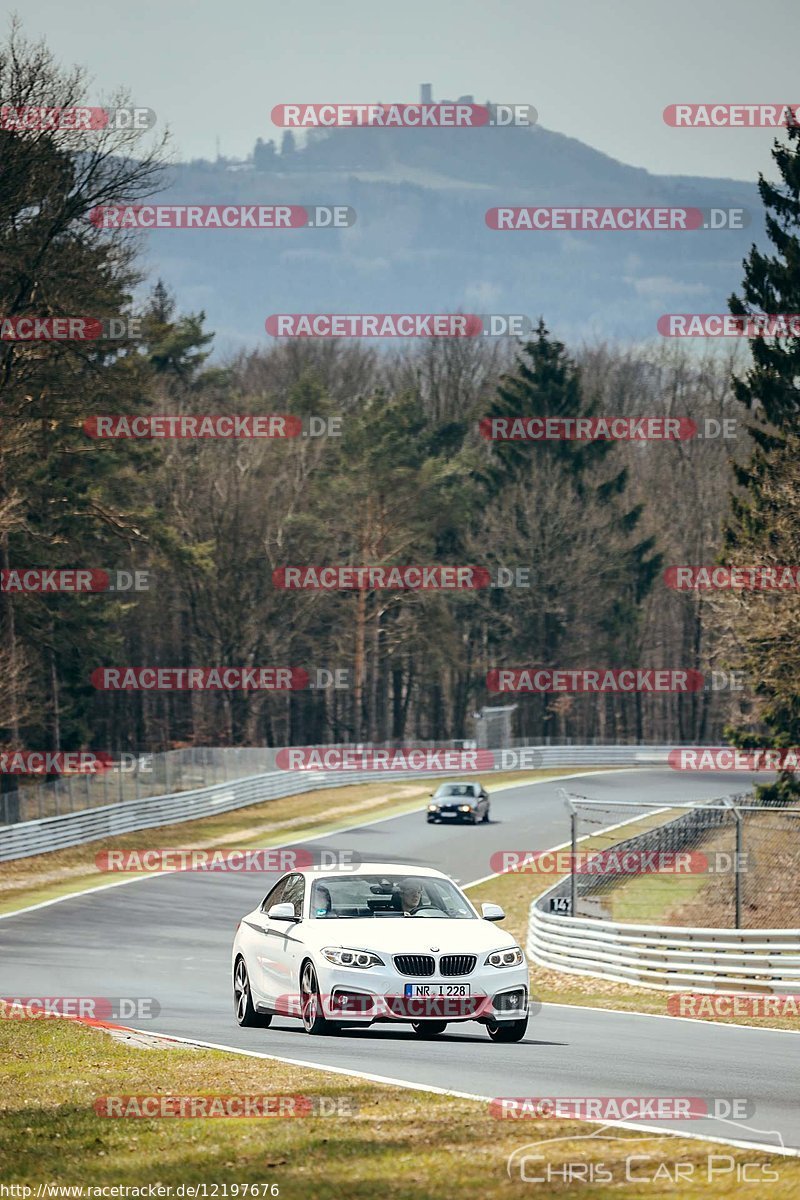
486;1016;528;1043
233;956;272;1028
411;1021;447;1037
300;961;337;1035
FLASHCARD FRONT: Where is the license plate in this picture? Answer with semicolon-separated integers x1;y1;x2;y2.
403;983;470;997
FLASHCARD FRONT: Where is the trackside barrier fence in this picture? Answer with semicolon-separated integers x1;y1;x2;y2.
1;743;685;862
527;791;800;990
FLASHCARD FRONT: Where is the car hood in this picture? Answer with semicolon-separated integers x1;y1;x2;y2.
300;916;518;954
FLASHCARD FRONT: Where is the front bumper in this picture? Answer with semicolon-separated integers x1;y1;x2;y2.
315;961;529;1024
428;806;478;821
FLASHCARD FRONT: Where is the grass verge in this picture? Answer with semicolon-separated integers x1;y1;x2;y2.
0;1018;795;1197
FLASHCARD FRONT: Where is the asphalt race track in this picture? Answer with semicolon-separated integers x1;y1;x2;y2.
1;768;798;1152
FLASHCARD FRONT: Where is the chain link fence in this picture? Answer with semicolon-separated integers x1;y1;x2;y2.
1;739;696;827
561;790;800;930
0;747;276;825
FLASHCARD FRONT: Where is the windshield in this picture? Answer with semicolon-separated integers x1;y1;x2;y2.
435;784;475;797
309;874;476;919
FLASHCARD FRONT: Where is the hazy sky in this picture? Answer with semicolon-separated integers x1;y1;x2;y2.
14;0;800;181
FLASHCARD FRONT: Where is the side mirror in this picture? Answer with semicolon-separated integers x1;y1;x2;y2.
481;902;505;922
268;902;298;922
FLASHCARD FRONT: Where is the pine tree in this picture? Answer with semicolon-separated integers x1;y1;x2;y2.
723;116;800;800
480;321;661;739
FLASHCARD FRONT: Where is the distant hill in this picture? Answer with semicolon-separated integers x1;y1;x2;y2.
134;119;762;355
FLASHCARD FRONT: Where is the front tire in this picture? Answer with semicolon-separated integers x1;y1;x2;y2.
486;1016;528;1043
300;961;337;1035
411;1021;447;1037
482;806;490;823
233;956;272;1028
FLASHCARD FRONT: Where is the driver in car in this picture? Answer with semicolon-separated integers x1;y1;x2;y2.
312;884;332;917
398;878;425;915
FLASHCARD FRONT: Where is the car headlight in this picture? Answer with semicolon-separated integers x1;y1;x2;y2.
428;803;440;811
321;947;385;968
485;946;524;968
458;804;473;812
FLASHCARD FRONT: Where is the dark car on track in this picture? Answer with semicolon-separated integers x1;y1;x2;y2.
427;781;490;824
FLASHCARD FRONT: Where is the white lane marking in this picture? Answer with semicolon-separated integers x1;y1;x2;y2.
537;999;800;1036
114;1025;800;1157
0;767;623;920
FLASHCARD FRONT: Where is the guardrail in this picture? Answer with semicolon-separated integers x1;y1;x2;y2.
0;742;683;862
527;897;800;993
526;797;800;993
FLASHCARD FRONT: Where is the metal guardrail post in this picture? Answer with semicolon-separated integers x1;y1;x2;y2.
735;811;743;929
724;794;744;930
559;789;578;917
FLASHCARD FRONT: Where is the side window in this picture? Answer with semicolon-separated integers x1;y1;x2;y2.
261;876;288;913
281;873;306;919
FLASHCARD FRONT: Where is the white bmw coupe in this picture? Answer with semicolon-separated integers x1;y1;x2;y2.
232;862;529;1040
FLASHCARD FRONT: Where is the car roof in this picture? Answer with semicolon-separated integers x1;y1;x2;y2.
297;862;449;879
